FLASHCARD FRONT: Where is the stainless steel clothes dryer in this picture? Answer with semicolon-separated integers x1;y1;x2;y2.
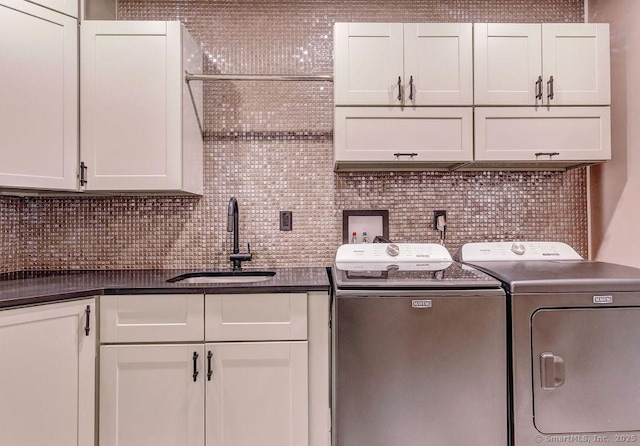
332;243;507;446
457;241;640;446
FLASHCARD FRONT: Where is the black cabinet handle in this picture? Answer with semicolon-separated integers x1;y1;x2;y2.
536;76;543;100
207;351;213;381
397;76;402;101
192;352;199;382
84;305;91;336
394;152;418;158
409;75;414;101
547;75;555;101
80;162;88;186
535;152;560;159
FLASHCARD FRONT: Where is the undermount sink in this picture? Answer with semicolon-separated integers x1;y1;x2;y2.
167;271;276;284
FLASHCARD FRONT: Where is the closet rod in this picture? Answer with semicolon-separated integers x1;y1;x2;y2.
184;71;333;139
185;72;333;82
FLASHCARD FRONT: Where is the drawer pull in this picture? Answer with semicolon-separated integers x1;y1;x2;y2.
535;152;560;159
207;351;213;381
397;76;402;101
192;352;199;382
394;153;418;159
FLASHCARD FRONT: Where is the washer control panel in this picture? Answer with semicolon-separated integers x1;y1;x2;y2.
457;241;582;262
335;243;452;271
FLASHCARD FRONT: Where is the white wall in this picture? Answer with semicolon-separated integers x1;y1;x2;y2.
589;0;640;267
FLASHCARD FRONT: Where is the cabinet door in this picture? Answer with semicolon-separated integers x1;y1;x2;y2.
474;106;611;164
403;23;473;105
0;0;78;191
542;24;610;105
100;344;205;446
81;21;185;191
334;106;473;169
334;22;404;105
0;299;95;446
474;23;542;105
206;342;308;446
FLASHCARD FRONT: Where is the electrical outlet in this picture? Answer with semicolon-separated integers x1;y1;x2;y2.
433;210;447;230
280;211;292;231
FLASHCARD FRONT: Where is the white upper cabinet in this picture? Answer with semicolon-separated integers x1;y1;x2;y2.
81;20;203;194
334;22;473;106
0;0;78;191
474;23;610;105
334;23;404;105
334;106;473;170
403;23;473;105
474;106;611;168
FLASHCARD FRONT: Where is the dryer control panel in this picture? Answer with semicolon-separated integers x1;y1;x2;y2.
457;242;582;262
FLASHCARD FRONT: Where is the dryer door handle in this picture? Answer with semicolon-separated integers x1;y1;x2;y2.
540;352;565;390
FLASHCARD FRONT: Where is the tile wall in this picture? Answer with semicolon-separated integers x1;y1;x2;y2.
0;0;587;272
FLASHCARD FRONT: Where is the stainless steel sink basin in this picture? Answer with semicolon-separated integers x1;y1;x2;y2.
167;271;276;284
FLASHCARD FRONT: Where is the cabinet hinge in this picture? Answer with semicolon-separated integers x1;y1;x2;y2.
80;162;88;186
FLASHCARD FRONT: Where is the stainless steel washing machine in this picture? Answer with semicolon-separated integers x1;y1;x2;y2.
332;243;507;446
456;241;640;446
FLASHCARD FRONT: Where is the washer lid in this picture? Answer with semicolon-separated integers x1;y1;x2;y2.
455;242;640;293
334;243;500;289
455;241;582;262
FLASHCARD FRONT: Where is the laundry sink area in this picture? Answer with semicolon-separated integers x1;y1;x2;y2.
167;271;276;284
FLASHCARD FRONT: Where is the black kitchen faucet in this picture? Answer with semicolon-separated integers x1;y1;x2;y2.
227;197;252;270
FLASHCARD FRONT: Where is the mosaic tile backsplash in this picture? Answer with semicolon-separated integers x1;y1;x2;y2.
0;0;587;273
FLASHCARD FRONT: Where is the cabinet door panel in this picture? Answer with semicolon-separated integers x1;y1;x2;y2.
100;294;205;343
0;0;77;190
474;107;611;162
205;293;307;342
334;22;404;105
206;342;308;446
543;24;610;105
404;23;473;105
334;107;473;164
0;300;95;446
81;21;183;191
100;344;205;446
474;23;541;105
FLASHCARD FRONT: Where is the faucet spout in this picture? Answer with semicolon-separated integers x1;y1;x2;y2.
227;197;252;270
227;197;239;254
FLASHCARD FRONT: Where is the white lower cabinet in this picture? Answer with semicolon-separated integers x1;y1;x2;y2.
0;299;96;446
99;292;328;446
99;342;307;446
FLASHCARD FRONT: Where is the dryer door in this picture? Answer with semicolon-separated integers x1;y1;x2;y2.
532;307;640;434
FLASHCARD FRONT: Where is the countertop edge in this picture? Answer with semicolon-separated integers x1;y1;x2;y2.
0;268;331;310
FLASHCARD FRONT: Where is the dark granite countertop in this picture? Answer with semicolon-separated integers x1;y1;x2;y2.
0;268;331;309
